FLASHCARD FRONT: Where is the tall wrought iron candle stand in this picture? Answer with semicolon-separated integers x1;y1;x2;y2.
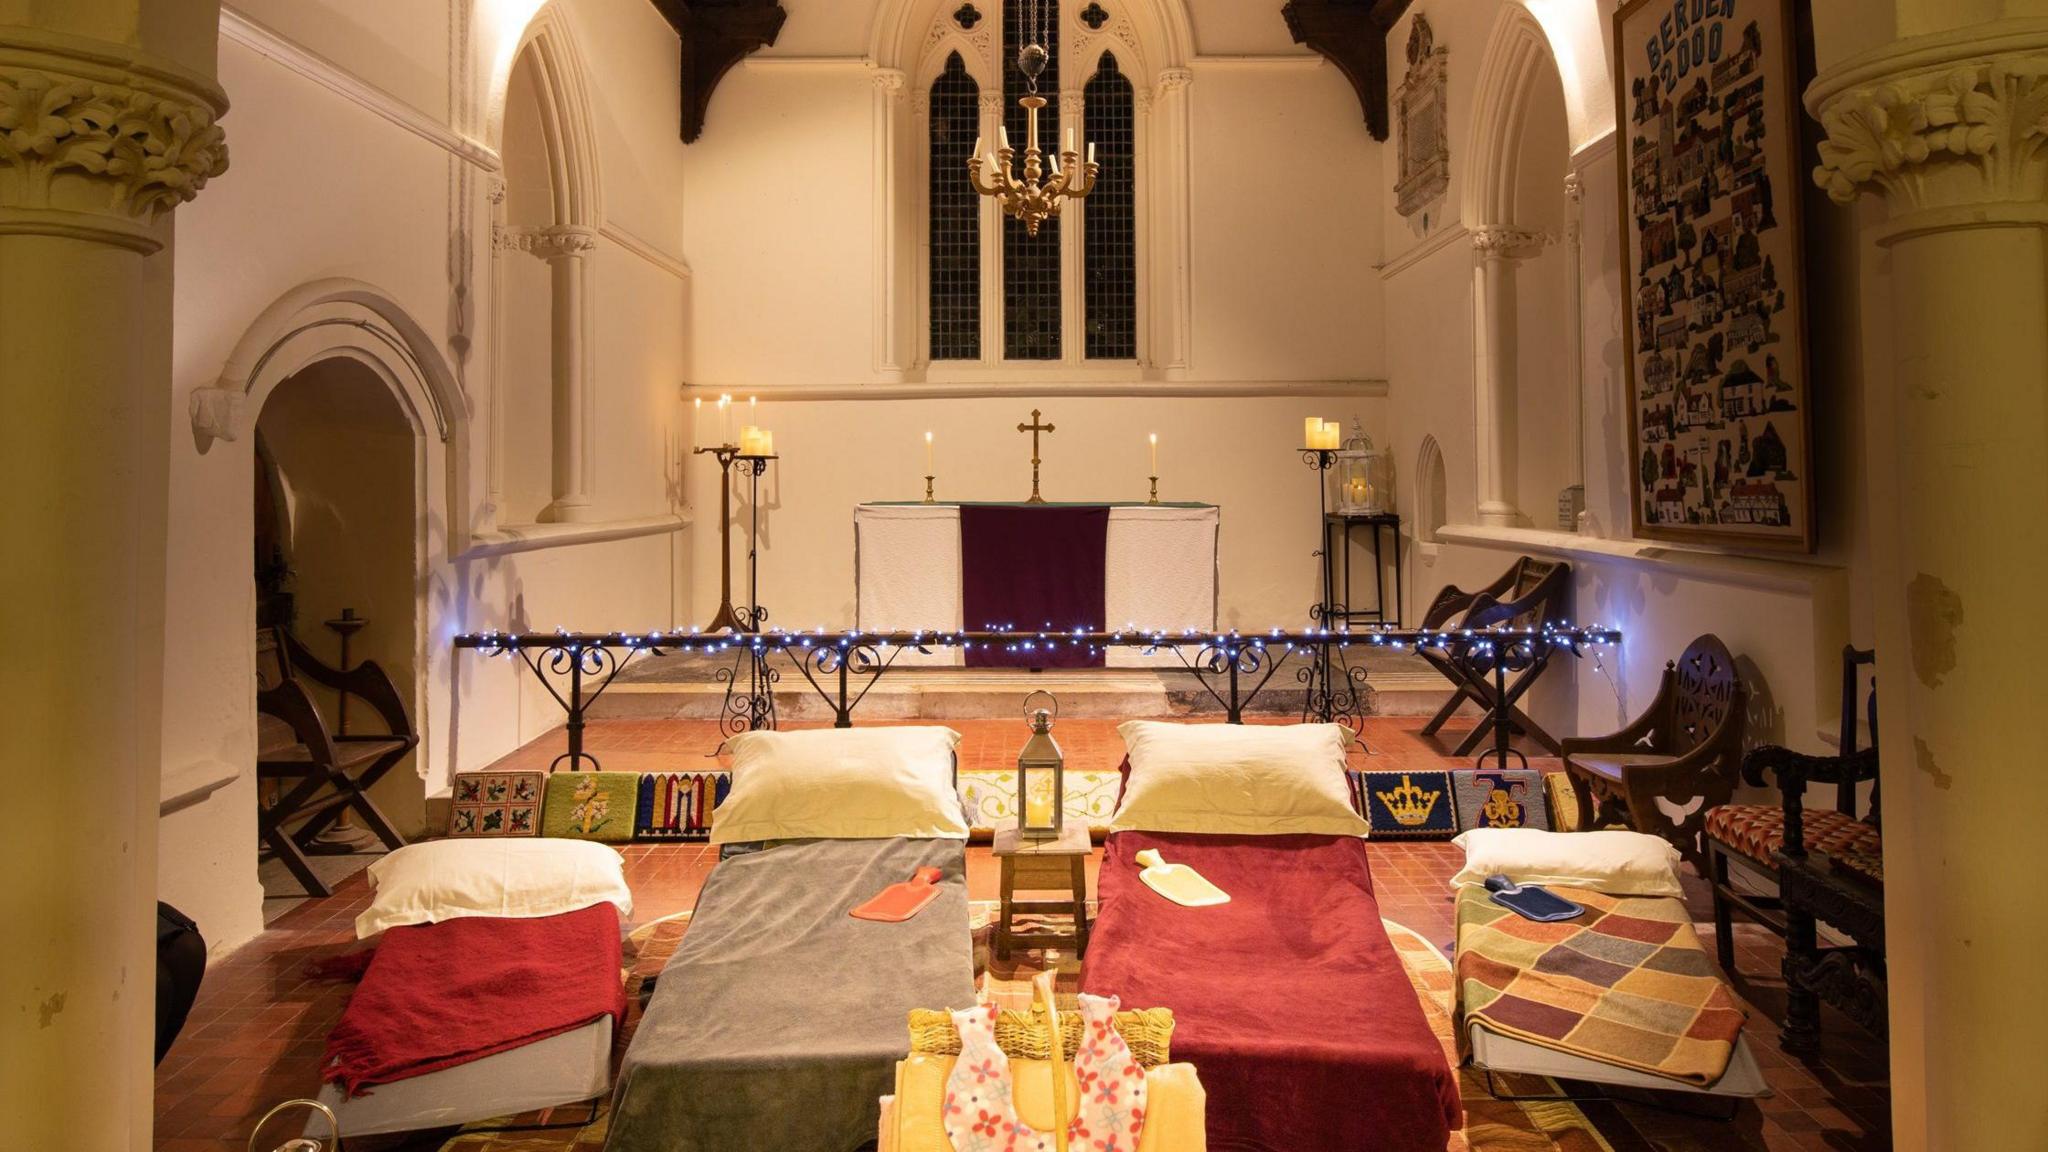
716;451;779;738
1301;447;1370;734
692;443;744;633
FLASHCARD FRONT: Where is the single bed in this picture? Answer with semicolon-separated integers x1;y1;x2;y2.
1081;829;1463;1152
604;835;978;1152
1454;883;1772;1102
313;898;628;1136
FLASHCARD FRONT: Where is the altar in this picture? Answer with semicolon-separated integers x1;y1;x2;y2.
855;502;1219;668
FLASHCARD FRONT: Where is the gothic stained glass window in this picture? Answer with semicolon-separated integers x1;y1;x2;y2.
1002;0;1061;360
1083;52;1136;360
928;54;981;361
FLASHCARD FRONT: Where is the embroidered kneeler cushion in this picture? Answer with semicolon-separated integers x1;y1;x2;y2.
634;771;731;842
447;771;543;837
1352;770;1458;839
541;771;639;843
1451;769;1551;832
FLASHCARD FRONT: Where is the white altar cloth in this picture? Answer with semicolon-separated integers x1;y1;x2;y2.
854;503;1219;667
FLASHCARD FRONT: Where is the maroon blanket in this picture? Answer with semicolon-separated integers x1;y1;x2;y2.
1080;831;1462;1152
961;504;1108;668
322;903;625;1097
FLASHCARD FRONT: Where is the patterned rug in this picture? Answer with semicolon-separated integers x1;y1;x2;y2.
415;905;1636;1152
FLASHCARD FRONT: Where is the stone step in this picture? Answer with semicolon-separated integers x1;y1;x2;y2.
589;647;1466;724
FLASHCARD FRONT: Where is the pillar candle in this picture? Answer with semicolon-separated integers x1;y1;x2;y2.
1304;416;1322;449
759;430;774;456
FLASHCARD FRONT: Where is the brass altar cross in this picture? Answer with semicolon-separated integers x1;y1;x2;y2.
1017;408;1055;503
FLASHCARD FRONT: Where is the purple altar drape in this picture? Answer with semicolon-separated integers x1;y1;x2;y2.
960;505;1109;669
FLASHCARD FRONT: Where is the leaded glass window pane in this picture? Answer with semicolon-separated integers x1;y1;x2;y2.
1002;0;1061;360
1083;52;1135;360
929;53;981;361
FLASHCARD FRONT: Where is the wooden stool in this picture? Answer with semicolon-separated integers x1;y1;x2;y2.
992;822;1091;960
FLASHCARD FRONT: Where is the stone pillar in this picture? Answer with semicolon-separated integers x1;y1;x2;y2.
870;67;908;377
0;14;228;1151
1809;17;2048;1149
527;225;597;524
1150;68;1193;373
1469;225;1545;527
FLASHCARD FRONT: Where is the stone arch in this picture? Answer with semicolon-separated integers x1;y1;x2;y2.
482;2;603;227
1462;5;1552;230
196;278;469;550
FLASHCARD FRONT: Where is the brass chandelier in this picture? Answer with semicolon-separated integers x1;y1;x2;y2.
968;0;1097;235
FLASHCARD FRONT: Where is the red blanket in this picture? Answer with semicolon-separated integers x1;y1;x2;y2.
1080;831;1462;1152
322;903;625;1097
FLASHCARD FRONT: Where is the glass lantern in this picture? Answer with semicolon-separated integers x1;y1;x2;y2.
1017;690;1064;840
1331;421;1392;515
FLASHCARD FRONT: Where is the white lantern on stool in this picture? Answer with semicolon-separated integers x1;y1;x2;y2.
1331;421;1391;515
1016;690;1064;840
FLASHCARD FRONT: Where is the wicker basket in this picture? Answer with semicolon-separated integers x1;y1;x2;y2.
906;1006;1175;1068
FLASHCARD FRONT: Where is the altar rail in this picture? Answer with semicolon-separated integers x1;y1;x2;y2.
454;625;1620;770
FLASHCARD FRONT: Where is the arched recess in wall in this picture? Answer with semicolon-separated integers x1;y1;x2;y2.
1415;434;1448;544
1459;5;1577;531
191;278;469;794
870;0;1195;379
490;3;604;527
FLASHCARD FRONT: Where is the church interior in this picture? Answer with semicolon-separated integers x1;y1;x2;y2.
6;0;2044;1148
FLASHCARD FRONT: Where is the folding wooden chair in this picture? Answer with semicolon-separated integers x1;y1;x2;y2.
256;626;415;896
1417;557;1572;756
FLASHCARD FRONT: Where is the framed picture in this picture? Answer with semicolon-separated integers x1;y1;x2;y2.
1614;0;1814;552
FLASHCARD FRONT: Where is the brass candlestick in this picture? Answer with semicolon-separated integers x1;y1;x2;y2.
924;475;936;504
1148;476;1159;505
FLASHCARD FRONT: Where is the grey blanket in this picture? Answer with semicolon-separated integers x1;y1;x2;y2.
606;837;976;1152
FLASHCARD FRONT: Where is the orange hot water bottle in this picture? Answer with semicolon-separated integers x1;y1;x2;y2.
850;866;945;923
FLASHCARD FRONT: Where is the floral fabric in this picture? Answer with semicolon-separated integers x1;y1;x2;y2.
942;995;1146;1152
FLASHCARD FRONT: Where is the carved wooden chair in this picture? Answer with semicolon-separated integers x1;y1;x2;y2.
1772;734;1886;1053
1702;647;1879;974
256;626;415;896
1561;634;1746;871
1417;556;1572;756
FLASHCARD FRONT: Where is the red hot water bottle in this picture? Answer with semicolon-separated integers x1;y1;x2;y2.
850;867;945;923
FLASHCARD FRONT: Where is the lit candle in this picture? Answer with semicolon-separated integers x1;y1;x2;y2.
1025;779;1053;828
925;430;934;475
1149;432;1158;475
759;430;774;456
750;396;758;425
693;396;702;445
719;395;731;445
1304;416;1322;449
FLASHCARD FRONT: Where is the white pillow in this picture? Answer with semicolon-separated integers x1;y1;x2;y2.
355;838;632;939
1451;828;1684;897
711;726;967;844
1109;721;1367;838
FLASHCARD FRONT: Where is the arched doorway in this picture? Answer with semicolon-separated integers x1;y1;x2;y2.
252;356;425;904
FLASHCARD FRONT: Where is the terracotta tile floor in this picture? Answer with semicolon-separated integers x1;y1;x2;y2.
155;718;1892;1151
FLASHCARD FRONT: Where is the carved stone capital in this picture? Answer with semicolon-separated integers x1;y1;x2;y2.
0;32;230;253
872;67;907;96
1060;91;1086;117
1470;225;1547;257
1155;68;1193;95
1810;23;2048;215
498;224;598;260
979;92;1006;114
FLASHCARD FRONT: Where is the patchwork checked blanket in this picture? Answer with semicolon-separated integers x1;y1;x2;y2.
1454;885;1746;1086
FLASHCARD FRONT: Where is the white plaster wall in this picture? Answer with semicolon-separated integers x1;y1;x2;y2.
679;5;1391;637
160;0;689;955
1382;0;1874;762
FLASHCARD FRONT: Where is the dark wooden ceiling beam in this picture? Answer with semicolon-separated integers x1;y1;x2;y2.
1282;0;1415;141
648;0;788;143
